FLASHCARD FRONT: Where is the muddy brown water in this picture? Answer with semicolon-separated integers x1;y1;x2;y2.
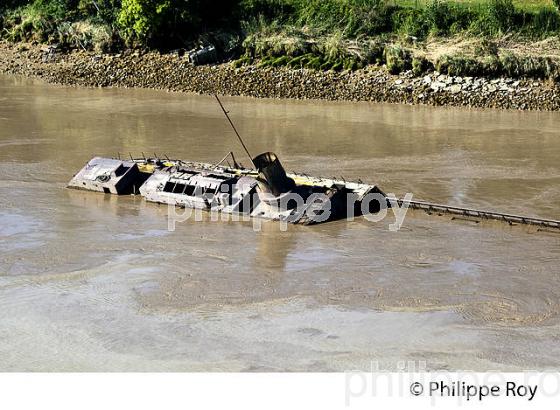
1;74;560;371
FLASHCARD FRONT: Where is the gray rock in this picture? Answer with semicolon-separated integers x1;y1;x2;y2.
448;84;462;94
431;81;446;92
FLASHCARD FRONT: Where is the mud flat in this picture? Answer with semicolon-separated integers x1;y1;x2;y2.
1;41;560;110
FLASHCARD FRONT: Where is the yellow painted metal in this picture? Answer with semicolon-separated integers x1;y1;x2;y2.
137;163;156;173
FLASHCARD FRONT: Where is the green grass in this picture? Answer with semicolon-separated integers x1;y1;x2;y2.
395;1;554;12
241;0;560;41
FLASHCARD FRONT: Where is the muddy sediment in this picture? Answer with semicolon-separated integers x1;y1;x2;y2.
1;41;559;110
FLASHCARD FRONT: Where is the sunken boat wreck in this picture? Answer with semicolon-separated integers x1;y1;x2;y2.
68;96;560;230
68;152;386;225
68;151;560;230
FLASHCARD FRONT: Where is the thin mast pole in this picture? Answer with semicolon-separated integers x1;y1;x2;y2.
214;94;255;168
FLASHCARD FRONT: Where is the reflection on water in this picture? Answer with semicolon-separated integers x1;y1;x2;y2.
254;223;298;271
1;74;560;371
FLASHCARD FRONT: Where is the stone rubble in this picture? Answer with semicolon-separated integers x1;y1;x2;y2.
1;42;559;111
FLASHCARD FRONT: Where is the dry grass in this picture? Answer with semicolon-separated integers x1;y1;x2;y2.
422;34;560;60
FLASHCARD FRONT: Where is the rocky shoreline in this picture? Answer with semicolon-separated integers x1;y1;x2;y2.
1;41;560;110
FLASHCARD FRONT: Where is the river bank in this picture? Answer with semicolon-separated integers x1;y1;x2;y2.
1;41;559;110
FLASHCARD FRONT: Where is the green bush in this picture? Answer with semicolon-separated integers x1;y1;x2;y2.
322;31;346;61
294;0;389;37
232;55;252;68
529;8;560;35
435;52;560;80
331;60;343;71
2;1;70;43
77;0;122;23
287;54;307;67
0;1;31;12
384;45;411;74
482;54;501;75
118;0;170;44
271;54;289;66
343;56;359;70
471;0;518;36
424;0;473;36
362;39;384;64
509;55;559;80
412;55;431;76
306;55;323;69
239;0;295;21
391;7;430;38
474;38;499;57
256;50;362;72
436;54;482;77
500;52;521;77
58;20;114;52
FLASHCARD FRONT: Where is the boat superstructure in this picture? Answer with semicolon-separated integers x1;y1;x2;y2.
68;152;560;230
68;152;384;225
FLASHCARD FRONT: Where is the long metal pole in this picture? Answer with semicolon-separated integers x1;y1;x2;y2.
394;197;560;230
214;94;255;168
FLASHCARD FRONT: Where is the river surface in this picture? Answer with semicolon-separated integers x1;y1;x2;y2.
1;74;559;371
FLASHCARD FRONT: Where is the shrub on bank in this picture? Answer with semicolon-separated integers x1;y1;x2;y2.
1;0;119;47
293;0;390;37
435;51;560;80
412;55;432;76
57;21;114;52
528;8;560;35
503;54;560;80
436;54;480;77
243;30;312;58
2;2;61;43
384;45;411;74
423;0;474;36
470;0;516;36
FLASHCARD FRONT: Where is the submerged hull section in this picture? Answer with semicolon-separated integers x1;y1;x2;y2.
68;155;384;225
68;157;149;195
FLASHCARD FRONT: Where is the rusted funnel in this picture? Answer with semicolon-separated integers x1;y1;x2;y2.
253;152;295;196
